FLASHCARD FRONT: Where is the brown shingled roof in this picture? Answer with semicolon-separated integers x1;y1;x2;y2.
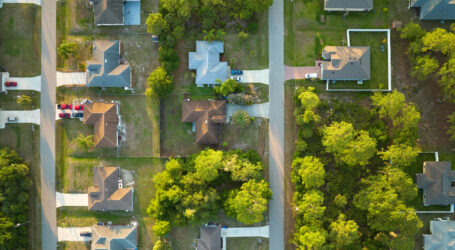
83;102;119;148
182;99;226;144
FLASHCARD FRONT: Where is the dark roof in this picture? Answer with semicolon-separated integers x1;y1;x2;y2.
92;0;123;25
417;161;455;205
91;223;138;250
83;102;119;148
88;166;133;211
197;225;221;250
321;46;370;81
87;41;131;88
324;0;373;10
182;100;226;144
410;0;455;20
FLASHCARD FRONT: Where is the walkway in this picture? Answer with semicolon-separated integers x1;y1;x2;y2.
56;192;88;208
7;76;41;92
221;226;269;250
268;0;285;248
57;227;92;242
226;103;269;122
0;109;40;128
284;65;320;81
56;72;86;87
240;69;269;85
40;0;57;248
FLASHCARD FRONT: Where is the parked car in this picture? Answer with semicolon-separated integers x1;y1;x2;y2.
7;115;17;122
74;105;84;110
80;232;92;237
58;104;72;109
237;70;243;75
305;73;318;79
59;113;71;118
5;81;17;87
230;76;241;81
231;70;243;75
72;113;83;118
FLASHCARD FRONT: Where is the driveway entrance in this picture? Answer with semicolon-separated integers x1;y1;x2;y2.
56;192;88;208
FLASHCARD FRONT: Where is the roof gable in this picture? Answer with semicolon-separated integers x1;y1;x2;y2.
92;0;124;25
188;41;228;86
321;46;370;81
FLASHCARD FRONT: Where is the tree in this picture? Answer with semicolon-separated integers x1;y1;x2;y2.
400;22;426;41
334;194;347;208
296;87;321;125
232;0;273;20
223;154;262;182
378;144;419;167
439;57;455;101
57;40;78;59
411;55;439;81
329;214;360;247
224;180;272;225
153;240;171;250
75;134;94;151
17;95;32;108
215;79;243;97
232;110;252;128
153;220;171;236
147;67;173;97
0;217;14;249
295;190;326;225
161;0;196;21
194;149;223;182
291;156;325;189
237;31;249;40
146;13;168;34
422;28;455;55
294;225;327;249
158;47;179;73
203;29;226;42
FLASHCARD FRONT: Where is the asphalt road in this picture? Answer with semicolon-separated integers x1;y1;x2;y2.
40;0;57;248
268;0;285;248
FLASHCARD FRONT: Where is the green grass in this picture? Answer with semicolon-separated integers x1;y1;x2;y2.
0;90;40;110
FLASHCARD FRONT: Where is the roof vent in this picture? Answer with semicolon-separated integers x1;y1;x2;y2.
105;59;107;63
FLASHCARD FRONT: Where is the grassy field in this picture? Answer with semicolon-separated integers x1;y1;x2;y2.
0;4;41;76
0;124;41;249
0;90;40;110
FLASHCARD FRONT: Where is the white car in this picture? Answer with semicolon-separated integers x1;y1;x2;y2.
305;73;318;79
7;115;17;122
230;76;242;81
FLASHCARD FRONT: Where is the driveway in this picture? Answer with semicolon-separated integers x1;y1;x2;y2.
57;72;86;87
0;109;40;129
57;227;92;242
221;226;269;238
6;76;41;92
284;66;320;81
239;69;269;85
226;103;269;122
56;192;88;208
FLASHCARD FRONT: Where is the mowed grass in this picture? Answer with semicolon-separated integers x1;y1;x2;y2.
0;124;41;249
0;90;40;110
0;4;41;76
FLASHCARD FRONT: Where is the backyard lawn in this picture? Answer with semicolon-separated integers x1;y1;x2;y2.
0;4;41;76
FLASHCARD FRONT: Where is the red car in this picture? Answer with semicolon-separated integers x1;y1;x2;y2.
5;81;17;87
59;113;71;118
58;104;72;110
74;105;84;110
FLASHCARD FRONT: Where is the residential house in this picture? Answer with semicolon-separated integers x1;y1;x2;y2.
196;225;222;250
417;161;455;206
91;222;138;249
182;99;226;144
324;0;374;11
90;0;140;26
321;46;370;83
86;40;132;89
189;41;228;87
423;219;455;249
409;0;455;20
83;102;119;148
88;166;133;211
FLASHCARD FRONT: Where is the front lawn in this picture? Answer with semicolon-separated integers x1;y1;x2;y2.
0;90;40;110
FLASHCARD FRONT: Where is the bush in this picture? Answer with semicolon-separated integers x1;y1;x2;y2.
227;93;258;105
248;21;259;34
237;31;249;40
232;110;251;128
17;95;32;107
147;66;173;97
215;79;243;97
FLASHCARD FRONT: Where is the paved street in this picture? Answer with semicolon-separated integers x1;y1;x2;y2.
268;0;285;248
56;192;88;208
40;0;57;248
0;109;40;128
226;102;269;122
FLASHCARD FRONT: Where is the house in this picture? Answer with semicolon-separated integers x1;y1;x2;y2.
83;102;119;148
324;0;374;11
321;46;370;83
417;161;455;206
409;0;455;20
91;222;138;249
189;41;228;87
88;166;133;211
423;219;455;249
182;99;226;144
90;0;140;26
196;225;222;250
86;41;132;89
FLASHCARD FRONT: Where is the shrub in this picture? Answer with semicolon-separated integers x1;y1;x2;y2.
17;95;32;107
147;66;173;97
248;21;258;34
227;93;258;105
237;31;249;40
232;110;251;128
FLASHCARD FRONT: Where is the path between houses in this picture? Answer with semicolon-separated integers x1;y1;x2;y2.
56;192;88;208
58;227;92;242
284;65;321;81
0;109;40;128
226;103;269;122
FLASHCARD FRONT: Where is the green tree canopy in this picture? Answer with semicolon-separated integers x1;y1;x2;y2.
291;156;325;189
422;28;455;55
294;225;327;249
295;190;326;226
146;13;168;34
215;79;243;97
75;134;94;151
400;22;426;41
153;240;172;250
16;95;32;107
411;55;439;81
194;149;223;182
329;214;360;247
147;66;173;97
153;220;171;236
223;154;262;182
378;144;419;168
232;110;252;128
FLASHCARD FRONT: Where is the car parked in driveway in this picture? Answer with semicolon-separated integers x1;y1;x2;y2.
231;70;243;75
7;115;17;122
74;105;84;110
59;113;71;118
80;231;92;237
230;76;241;81
72;113;83;118
5;81;17;87
58;104;72;110
305;73;318;79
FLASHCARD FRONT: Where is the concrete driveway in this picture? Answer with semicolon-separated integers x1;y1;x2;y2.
239;69;269;85
0;109;40;129
221;226;269;238
57;72;86;87
58;227;92;242
56;192;88;208
6;76;41;92
284;66;320;81
226;103;269;122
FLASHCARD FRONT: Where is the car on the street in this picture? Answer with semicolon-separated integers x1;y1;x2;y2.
5;81;17;87
58;104;72;110
74;105;84;110
7;115;17;122
230;76;241;81
305;73;318;79
59;113;71;118
72;113;83;118
80;231;92;237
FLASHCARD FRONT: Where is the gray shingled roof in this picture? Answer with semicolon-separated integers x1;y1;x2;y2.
324;0;373;10
91;223;138;250
87;40;131;88
321;46;370;81
197;225;221;250
417;161;455;206
189;41;228;86
92;0;123;25
424;220;455;249
410;0;455;20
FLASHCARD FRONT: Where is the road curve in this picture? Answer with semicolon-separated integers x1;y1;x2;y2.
40;0;57;248
268;0;285;248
